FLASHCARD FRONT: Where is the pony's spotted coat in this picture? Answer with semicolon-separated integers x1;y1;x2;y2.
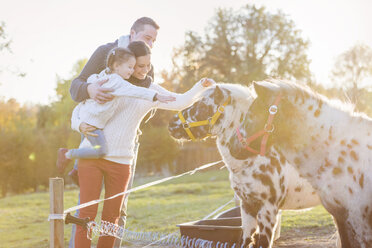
231;79;372;248
168;84;320;248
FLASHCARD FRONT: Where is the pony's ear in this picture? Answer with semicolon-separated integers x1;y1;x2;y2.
213;86;224;104
253;81;280;97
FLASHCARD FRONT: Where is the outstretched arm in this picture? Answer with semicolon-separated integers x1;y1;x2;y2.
90;73;175;103
150;78;215;111
108;75;158;101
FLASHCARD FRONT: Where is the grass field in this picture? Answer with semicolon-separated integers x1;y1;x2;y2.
0;168;335;247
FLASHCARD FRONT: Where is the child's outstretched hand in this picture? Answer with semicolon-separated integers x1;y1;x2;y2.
155;94;176;103
201;78;216;87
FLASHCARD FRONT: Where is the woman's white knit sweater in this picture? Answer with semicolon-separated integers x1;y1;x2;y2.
71;79;208;165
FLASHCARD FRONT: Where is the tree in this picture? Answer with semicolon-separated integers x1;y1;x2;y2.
0;21;25;80
0;22;11;82
0;22;11;52
0;98;38;196
331;43;372;106
167;4;312;91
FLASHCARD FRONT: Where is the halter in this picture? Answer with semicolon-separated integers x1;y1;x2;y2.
236;95;281;156
178;96;231;141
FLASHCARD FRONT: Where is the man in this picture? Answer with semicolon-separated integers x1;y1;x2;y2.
67;17;159;248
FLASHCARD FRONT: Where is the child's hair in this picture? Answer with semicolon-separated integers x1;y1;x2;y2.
127;41;151;57
106;47;135;73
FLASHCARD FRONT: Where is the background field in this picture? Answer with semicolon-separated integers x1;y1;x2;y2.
0;169;337;247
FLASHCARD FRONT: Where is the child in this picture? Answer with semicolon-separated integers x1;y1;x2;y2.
56;46;174;172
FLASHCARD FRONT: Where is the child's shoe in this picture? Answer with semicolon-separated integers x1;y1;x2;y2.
56;148;71;173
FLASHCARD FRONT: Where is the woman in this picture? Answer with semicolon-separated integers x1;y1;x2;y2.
73;41;214;247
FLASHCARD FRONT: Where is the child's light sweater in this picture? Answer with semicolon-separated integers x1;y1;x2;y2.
71;79;208;165
71;69;157;130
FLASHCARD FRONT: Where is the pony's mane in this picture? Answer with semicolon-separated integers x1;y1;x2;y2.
202;82;256;100
266;78;371;120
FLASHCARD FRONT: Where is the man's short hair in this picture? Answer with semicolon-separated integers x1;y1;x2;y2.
131;17;159;33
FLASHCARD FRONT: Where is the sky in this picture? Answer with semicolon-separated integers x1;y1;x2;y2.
0;0;371;105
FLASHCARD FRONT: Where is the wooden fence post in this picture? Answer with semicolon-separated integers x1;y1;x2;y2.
49;177;64;248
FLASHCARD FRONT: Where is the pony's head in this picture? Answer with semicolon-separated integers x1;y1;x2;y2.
228;80;306;159
168;85;232;141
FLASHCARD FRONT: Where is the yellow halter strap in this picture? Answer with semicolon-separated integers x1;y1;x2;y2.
177;96;231;141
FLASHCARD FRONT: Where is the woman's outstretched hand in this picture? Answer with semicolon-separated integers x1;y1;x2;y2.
155;94;176;103
201;78;216;87
79;122;98;137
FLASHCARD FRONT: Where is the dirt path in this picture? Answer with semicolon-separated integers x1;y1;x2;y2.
275;225;337;248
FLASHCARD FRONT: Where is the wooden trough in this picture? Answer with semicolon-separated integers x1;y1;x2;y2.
177;207;243;247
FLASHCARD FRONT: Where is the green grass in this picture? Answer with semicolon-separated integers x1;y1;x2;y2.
280;206;334;232
0;169;334;247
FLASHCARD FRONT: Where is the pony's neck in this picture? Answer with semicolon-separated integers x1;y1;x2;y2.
217;102;247;141
213;95;250;163
215;103;248;171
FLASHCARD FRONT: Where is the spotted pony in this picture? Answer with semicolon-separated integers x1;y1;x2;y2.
168;83;320;248
229;79;372;248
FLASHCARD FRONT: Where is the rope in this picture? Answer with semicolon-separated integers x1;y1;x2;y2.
64;160;224;214
84;198;237;246
64;159;234;247
121;230;239;247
